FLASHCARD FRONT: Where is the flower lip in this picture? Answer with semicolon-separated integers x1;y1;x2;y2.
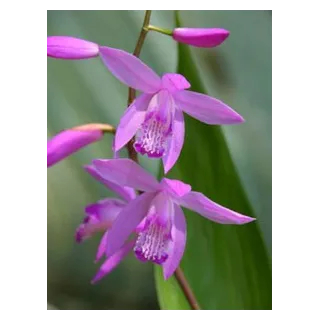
134;217;170;265
134;91;173;159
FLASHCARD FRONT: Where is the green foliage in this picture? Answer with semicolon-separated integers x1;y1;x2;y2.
154;12;272;310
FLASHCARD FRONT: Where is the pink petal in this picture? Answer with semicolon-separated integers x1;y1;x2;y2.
95;231;108;262
160;178;191;198
106;192;156;256
75;198;125;243
85;198;125;222
173;28;230;48
91;240;135;283
84;165;136;202
161;73;190;92
174;90;244;124
177;191;256;224
163;204;187;280
47;36;99;59
99;46;161;93
92;159;160;192
114;93;153;151
162;108;185;174
47;129;102;167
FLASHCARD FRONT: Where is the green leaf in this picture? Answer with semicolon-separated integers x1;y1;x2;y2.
154;12;271;310
154;266;191;310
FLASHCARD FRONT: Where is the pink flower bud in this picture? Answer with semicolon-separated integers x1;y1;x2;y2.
47;125;105;167
47;36;99;60
173;28;230;48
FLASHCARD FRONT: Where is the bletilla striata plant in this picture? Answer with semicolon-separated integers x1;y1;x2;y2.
47;11;255;310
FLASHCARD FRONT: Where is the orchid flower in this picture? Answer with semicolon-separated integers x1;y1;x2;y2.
99;47;244;173
75;165;136;262
89;159;255;281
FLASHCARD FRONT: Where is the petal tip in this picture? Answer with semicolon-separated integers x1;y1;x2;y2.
235;113;245;124
163;165;170;175
91;271;103;284
239;216;256;225
220;29;230;40
74;227;84;243
227;111;245;124
163;268;172;280
163;274;170;281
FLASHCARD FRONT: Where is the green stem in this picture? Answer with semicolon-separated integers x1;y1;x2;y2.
147;25;173;36
126;10;152;162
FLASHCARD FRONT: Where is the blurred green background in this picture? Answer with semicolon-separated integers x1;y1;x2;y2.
47;10;271;310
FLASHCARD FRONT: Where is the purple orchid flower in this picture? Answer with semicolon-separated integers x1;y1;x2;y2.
99;47;244;173
75;165;136;262
89;159;255;281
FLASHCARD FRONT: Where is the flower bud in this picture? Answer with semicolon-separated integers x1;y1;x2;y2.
47;125;105;167
173;28;230;48
47;36;99;59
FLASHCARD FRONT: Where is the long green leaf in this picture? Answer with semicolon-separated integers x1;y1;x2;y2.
155;12;271;310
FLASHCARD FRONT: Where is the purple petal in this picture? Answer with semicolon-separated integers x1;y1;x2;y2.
75;215;100;243
95;231;108;262
47;129;102;167
114;93;153;152
84;165;136;202
161;73;191;92
99;46;161;93
75;198;125;243
160;178;191;198
106;192;156;256
173;28;230;48
177;191;256;224
85;198;125;221
47;36;99;59
163;204;187;280
162;108;185;173
174;90;244;124
92;159;160;192
91;240;135;283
